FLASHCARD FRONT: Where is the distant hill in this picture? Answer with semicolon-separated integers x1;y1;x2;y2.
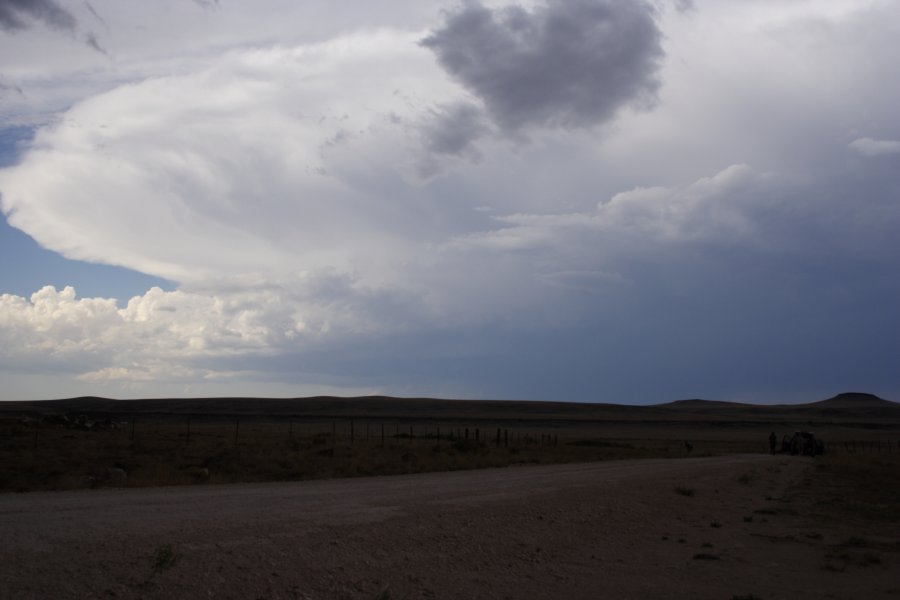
803;392;896;409
657;399;754;411
0;392;897;424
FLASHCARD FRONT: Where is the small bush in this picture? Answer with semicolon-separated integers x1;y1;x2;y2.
675;486;695;497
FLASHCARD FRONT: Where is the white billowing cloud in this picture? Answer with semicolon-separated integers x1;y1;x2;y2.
0;279;409;384
0;30;469;283
849;137;900;157
459;164;768;254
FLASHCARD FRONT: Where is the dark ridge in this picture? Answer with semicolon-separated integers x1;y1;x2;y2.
655;399;755;410
806;392;895;408
0;392;897;423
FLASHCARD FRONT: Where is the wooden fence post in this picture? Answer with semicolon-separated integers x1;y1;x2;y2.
504;429;508;447
289;419;293;440
33;415;39;450
351;419;355;445
381;423;385;448
186;417;191;444
234;419;240;445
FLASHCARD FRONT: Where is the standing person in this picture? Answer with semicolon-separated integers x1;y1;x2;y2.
769;431;778;453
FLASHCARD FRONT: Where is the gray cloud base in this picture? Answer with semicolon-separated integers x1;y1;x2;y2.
0;0;76;31
421;0;663;132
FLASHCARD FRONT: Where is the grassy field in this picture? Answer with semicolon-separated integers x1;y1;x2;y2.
1;393;898;492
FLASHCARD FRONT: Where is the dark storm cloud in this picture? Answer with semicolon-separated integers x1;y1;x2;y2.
421;0;664;132
422;101;489;157
0;0;76;31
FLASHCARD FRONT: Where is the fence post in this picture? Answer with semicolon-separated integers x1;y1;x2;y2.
234;420;240;445
381;423;385;448
504;429;508;447
289;419;293;440
131;417;136;444
33;415;39;450
465;428;469;440
351;419;355;445
186;417;191;444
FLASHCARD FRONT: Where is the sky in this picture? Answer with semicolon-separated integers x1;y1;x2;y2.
0;0;898;403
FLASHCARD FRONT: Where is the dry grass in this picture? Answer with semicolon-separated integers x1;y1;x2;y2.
805;453;900;524
2;410;897;494
0;417;694;492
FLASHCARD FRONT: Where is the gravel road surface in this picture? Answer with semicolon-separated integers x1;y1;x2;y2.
2;455;894;599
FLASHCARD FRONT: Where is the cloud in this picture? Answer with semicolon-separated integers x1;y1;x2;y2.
850;137;900;156
672;0;694;14
415;101;491;177
421;0;663;132
0;0;76;32
0;30;465;282
2;0;900;401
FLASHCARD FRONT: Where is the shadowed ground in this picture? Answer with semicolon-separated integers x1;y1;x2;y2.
2;454;898;599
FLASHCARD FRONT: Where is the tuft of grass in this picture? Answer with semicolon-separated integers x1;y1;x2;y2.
737;472;755;484
821;561;846;573
692;553;719;560
675;486;695;497
859;552;882;567
742;515;754;523
150;544;179;577
710;520;722;528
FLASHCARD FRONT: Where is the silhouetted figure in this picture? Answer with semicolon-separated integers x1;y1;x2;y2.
684;440;693;454
769;431;778;453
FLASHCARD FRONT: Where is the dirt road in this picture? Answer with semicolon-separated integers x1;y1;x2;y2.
1;455;896;599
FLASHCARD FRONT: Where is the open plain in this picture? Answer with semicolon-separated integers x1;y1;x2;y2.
1;393;899;598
